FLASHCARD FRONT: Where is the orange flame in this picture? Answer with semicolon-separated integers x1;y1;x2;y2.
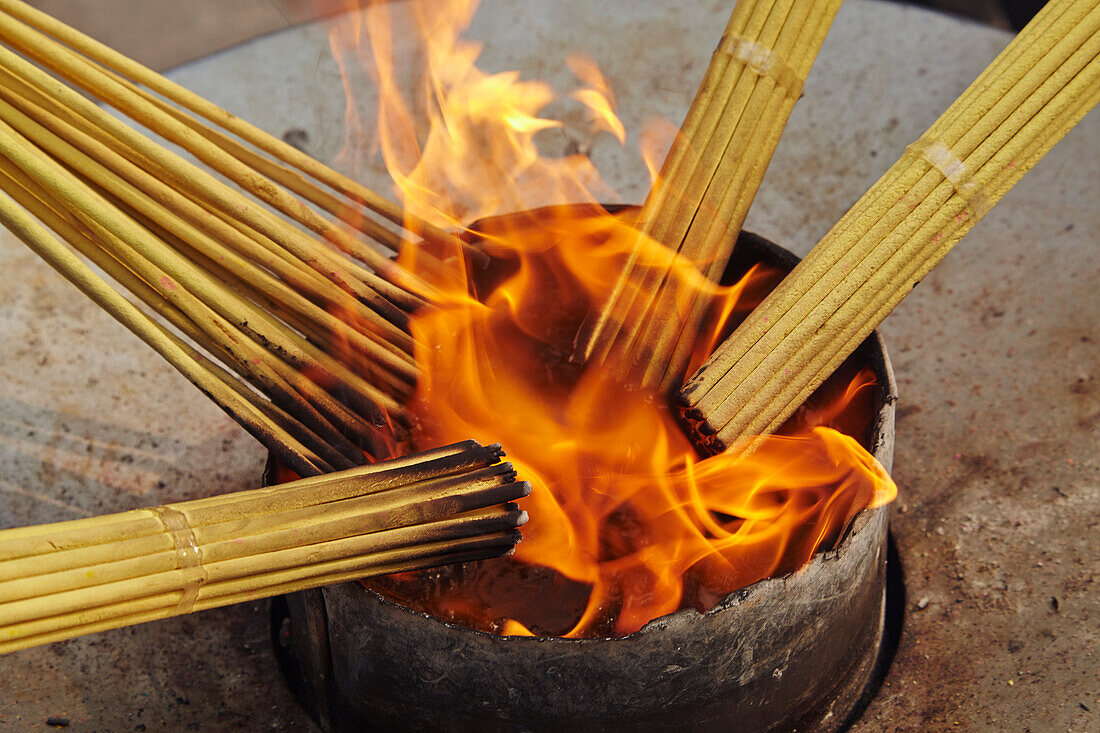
568;55;627;144
331;0;896;637
639;117;679;185
329;0;618;232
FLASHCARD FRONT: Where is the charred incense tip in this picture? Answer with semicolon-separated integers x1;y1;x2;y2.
492;461;516;478
681;404;705;421
676;384;701;409
493;502;528;527
673;391;708;420
703;435;728;458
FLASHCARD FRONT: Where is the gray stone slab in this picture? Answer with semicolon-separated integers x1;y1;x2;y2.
0;0;1095;729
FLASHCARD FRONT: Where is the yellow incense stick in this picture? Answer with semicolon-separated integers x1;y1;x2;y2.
0;187;334;476
682;0;1099;451
577;0;843;396
0;444;527;653
0;0;467;255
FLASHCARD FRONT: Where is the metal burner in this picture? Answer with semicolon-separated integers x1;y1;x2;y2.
269;229;898;732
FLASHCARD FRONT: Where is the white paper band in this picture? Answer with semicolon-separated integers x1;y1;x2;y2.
906;138;993;219
717;34;804;99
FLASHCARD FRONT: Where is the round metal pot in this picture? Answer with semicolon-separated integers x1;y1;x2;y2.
269;227;898;733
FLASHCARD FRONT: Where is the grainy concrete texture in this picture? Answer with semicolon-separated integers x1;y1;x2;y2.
0;0;1095;730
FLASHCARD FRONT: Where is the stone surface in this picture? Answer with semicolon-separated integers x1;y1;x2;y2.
0;0;1095;730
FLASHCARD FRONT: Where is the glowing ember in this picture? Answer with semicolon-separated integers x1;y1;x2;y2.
328;0;897;637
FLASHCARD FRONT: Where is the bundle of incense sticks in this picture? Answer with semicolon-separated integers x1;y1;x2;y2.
576;0;842;393
0;0;474;475
682;0;1100;453
0;441;529;654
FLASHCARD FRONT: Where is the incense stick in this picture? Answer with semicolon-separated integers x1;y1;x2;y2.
681;0;1100;451
0;187;333;477
0;471;522;611
0;441;504;556
0;10;438;306
576;0;842;394
0;0;467;258
0;542;513;655
635;1;842;392
0;162;368;473
0;111;408;437
0;0;481;462
0;94;417;387
737;73;1100;447
0;443;528;653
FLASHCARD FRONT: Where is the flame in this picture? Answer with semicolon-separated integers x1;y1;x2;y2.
329;0;619;231
639;117;678;185
330;0;897;638
568;55;627;144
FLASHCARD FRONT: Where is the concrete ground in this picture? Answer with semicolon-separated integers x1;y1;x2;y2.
0;0;1095;730
24;0;1012;74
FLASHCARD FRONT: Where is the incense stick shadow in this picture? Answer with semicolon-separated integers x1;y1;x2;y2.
0;394;266;528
